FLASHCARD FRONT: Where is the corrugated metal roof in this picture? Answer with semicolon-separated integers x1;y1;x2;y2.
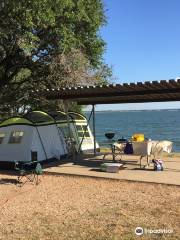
36;79;180;105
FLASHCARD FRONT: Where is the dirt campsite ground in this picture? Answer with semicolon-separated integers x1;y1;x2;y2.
0;172;180;240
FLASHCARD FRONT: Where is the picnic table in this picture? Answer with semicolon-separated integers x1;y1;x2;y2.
102;140;173;168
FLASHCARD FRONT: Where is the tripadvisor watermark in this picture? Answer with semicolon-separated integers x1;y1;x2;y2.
135;227;173;236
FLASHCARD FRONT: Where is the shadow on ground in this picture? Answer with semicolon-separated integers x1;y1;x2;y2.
0;178;19;185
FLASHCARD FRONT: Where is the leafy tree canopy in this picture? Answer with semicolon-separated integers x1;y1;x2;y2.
0;0;112;116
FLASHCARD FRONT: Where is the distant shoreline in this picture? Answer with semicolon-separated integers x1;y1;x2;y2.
84;108;180;113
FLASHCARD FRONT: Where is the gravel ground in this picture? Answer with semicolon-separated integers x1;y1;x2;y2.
0;173;180;240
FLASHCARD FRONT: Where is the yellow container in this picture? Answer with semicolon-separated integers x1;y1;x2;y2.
131;133;144;142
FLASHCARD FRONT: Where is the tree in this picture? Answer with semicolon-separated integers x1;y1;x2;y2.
0;0;111;116
41;49;112;88
29;49;113;111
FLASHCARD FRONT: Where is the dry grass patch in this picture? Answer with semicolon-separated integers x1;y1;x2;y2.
0;173;179;240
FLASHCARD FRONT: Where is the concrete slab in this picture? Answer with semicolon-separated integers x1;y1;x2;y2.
43;153;180;186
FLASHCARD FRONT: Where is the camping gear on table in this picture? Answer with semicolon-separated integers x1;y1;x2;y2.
124;142;133;154
131;133;145;142
100;163;123;173
112;138;172;169
112;137;127;154
117;137;128;143
152;159;164;171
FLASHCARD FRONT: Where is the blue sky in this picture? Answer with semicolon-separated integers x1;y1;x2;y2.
94;0;180;111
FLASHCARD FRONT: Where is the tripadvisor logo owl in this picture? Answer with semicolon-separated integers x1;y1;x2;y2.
135;227;144;236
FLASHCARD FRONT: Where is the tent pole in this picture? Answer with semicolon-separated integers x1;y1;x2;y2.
92;104;96;156
35;126;48;161
63;100;71;141
63;100;76;161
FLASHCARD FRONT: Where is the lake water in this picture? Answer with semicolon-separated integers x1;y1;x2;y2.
85;109;180;152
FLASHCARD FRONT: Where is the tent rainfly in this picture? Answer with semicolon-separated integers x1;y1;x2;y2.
0;112;67;169
48;111;99;152
0;110;99;169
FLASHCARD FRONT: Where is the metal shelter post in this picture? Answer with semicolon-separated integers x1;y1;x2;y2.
92;104;96;156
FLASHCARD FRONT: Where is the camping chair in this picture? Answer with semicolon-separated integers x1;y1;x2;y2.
14;161;43;186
